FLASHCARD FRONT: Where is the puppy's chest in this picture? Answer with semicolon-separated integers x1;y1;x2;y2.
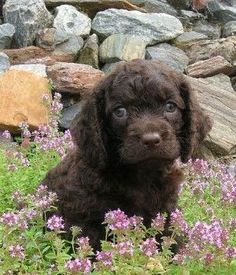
110;175;169;215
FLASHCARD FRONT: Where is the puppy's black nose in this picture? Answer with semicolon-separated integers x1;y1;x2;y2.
142;132;161;147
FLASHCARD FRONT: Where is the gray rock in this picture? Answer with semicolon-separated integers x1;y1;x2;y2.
186;36;236;64
128;0;145;6
78;34;99;69
36;28;56;50
222;21;236;37
179;10;205;26
54;28;71;45
10;64;47;78
0;52;10;74
174;31;208;50
192;21;221;39
0;23;15;49
145;0;178;16
167;0;191;10
60;102;84;129
53;5;91;38
208;0;236;23
99;34;146;63
92;8;184;45
54;35;84;56
102;61;125;74
145;43;189;72
205;74;234;92
3;0;53;47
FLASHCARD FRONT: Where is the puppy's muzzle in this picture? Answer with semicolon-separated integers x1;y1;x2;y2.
141;132;161;148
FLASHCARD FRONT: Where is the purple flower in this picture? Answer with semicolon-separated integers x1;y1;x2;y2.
225;247;236;259
129;215;143;229
65;258;92;274
2;130;11;139
151;213;166;232
9;245;25;261
96;251;113;269
36;185;48;196
47;215;64;231
76;237;92;253
113;240;134;257
140;238;158;257
104;209;130;231
170;209;188;234
221;179;236;205
0;212;19;226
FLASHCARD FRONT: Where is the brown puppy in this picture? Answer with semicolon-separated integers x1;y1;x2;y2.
42;60;212;251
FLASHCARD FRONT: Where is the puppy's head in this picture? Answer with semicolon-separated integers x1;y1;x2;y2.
71;60;212;168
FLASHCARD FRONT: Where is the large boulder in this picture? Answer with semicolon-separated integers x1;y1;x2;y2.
187;76;236;156
3;0;53;47
47;62;104;97
145;43;189;72
92;8;183;45
99;34;146;63
0;70;51;133
53;5;91;38
0;23;15;49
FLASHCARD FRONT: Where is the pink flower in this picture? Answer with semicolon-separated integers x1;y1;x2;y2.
9;245;25;261
225;247;236;259
170;209;188;234
65;258;91;274
113;240;134;257
47;215;64;231
2;130;11;139
140;238;158;257
104;209;130;231
96;251;113;268
129;215;143;229
151;213;166;232
1;212;19;226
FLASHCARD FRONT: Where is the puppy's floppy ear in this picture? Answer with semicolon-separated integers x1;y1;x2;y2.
179;78;212;163
70;74;114;168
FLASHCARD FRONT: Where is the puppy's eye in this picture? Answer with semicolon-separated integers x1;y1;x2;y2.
113;107;127;118
165;102;177;113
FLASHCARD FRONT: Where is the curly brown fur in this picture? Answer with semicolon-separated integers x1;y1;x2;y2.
42;60;212;251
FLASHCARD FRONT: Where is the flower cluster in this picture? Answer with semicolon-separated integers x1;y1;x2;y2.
9;245;25;261
170;209;189;235
151;213;166;232
47;215;64;231
140;238;158;257
104;209;130;231
113;240;134;257
95;251;113;269
65;258;92;274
